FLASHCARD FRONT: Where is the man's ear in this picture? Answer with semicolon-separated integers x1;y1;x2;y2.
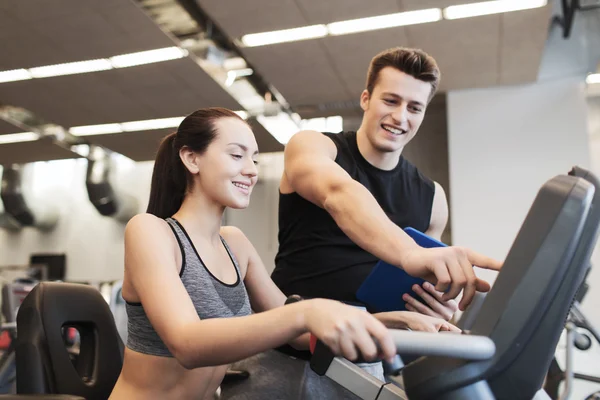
179;146;200;175
360;90;370;111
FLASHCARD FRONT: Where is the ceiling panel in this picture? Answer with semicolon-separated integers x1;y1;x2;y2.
0;0;555;164
193;0;551;119
294;102;363;120
295;0;401;25
406;16;501;92
0;120;20;135
242;40;350;107
322;27;410;98
196;0;307;38
499;7;553;85
0;0;174;70
86;129;172;162
0;58;242;128
0;138;82;165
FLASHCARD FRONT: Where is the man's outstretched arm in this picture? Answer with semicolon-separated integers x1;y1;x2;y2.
283;131;502;310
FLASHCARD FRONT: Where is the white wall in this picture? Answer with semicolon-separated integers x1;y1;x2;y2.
586;96;600;320
447;77;591;272
0;158;153;283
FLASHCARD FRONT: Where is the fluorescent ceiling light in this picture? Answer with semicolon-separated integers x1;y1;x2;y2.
587;73;600;84
0;132;39;144
69;123;123;136
0;46;188;83
29;59;113;78
241;25;328;47
443;0;547;20
121;117;184;132
256;113;301;144
0;69;32;83
110;47;188;68
328;9;442;35
69;112;249;137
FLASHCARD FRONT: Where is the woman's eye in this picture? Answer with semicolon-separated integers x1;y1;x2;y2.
231;154;242;159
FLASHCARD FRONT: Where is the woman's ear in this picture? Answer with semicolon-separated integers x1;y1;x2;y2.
179;146;200;175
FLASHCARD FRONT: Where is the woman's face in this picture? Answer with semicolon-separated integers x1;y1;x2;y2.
192;117;259;209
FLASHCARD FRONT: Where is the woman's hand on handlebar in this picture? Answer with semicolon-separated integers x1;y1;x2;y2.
303;299;396;363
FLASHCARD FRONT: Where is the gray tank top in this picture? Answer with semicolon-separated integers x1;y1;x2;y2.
126;217;252;357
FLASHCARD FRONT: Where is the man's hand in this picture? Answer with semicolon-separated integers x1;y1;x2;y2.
400;246;502;311
374;311;461;333
403;282;458;321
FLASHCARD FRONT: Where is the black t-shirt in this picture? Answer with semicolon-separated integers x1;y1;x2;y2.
271;131;436;302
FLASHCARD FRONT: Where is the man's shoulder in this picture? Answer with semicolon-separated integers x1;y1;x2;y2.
320;130;353;144
398;157;435;188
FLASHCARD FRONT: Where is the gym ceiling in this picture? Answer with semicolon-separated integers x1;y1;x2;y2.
0;0;552;164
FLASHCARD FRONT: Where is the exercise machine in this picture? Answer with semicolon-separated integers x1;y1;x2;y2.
309;166;600;400
545;276;600;400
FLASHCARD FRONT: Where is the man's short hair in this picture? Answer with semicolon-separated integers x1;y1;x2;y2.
366;47;441;102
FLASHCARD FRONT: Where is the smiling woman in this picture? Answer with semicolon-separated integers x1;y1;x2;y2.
108;107;400;400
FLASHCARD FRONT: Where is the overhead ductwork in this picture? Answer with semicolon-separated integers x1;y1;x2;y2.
0;165;60;231
85;147;138;223
0;174;22;231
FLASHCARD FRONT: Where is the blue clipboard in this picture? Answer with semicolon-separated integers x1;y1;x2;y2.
356;227;447;313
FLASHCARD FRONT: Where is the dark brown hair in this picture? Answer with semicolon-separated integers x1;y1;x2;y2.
366;47;440;102
146;107;245;218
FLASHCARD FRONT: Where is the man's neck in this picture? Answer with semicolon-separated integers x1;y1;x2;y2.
356;127;402;171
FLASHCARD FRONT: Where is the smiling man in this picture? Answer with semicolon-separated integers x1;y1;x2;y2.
271;47;502;321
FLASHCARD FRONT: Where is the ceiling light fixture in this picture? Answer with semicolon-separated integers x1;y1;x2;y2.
328;9;442;35
29;59;113;78
0;69;32;83
109;47;188;68
0;46;188;83
241;25;328;47
443;0;547;20
0;132;39;144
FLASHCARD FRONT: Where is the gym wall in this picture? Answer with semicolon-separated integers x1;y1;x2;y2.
447;77;590;278
586;94;600;324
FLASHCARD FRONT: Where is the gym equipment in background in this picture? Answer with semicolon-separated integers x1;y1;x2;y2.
0;165;59;231
545;275;600;400
85;147;138;223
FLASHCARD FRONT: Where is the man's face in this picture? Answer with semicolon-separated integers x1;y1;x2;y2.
360;67;432;153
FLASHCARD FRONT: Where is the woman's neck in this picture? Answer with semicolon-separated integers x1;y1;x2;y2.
172;191;225;243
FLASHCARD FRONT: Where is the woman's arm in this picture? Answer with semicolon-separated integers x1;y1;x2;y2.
220;226;310;350
125;215;394;369
219;226;460;349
